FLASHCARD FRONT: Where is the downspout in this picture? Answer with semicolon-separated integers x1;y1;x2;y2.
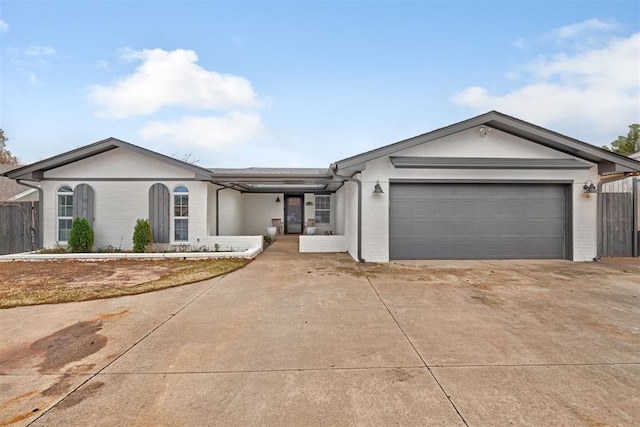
16;180;43;250
216;187;225;236
213;182;237;236
595;172;633;261
331;164;364;262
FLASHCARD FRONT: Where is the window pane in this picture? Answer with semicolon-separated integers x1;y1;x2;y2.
315;196;330;224
174;219;188;241
316;211;330;224
315;196;330;210
58;219;72;241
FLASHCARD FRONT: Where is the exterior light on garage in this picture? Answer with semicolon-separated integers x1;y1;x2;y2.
583;180;598;194
373;180;384;194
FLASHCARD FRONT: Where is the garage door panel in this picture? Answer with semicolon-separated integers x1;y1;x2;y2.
389;183;568;260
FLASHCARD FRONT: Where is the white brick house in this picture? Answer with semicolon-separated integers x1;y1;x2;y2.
5;111;640;261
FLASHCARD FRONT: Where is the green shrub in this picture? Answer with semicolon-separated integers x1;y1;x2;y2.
133;218;152;253
68;217;94;253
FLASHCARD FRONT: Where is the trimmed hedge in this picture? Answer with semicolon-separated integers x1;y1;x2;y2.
68;217;94;253
133;218;153;253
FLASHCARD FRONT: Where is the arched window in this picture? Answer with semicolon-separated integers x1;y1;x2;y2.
173;185;189;241
57;185;74;242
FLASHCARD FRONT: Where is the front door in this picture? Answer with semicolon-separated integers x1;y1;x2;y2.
285;195;303;234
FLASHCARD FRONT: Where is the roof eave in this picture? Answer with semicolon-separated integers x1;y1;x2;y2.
5;137;215;181
334;111;640;175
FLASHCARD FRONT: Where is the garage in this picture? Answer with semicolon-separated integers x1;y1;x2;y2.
389;183;570;260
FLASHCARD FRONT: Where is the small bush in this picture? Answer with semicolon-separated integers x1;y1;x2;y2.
68;217;94;253
39;244;68;254
132;219;152;253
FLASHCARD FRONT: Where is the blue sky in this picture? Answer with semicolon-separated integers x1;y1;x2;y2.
1;0;639;168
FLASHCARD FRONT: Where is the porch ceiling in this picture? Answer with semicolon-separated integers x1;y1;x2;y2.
209;168;343;193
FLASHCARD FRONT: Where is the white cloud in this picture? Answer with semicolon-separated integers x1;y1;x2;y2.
512;37;526;50
28;72;39;85
549;18;618;40
24;46;56;57
96;60;109;71
452;32;640;140
138;112;264;150
0;19;8;33
87;48;261;118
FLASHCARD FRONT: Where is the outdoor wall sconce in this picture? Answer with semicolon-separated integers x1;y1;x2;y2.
305;201;313;206
583;180;598;194
276;197;281;203
373;180;384;194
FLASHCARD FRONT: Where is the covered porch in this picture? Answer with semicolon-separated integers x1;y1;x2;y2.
206;167;353;255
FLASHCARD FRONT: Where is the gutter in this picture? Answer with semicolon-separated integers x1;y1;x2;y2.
16;179;43;250
330;164;364;262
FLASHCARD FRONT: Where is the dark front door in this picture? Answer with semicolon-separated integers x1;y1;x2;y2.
285;195;303;234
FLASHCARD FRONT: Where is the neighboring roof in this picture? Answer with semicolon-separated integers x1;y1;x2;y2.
629;151;640;160
333;110;640;176
4;137;214;182
0;164;38;201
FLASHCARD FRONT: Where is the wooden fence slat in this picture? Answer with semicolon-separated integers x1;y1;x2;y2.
0;201;40;255
602;192;633;257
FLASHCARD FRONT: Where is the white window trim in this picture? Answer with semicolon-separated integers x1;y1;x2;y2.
314;195;331;225
173;185;189;242
57;185;73;243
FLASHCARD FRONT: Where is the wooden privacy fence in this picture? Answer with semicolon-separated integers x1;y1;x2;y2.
601;178;637;257
0;201;40;255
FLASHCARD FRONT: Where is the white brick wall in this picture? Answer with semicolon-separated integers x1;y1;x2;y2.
42;180;210;251
40;149;210;250
354;127;600;262
343;180;359;261
44;148;194;179
211;186;244;235
334;187;345;235
243;193;284;235
299;235;348;252
199;235;263;252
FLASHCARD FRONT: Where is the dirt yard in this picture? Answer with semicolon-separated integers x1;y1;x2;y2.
0;258;250;308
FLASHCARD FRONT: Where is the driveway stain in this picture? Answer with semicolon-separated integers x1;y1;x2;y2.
56;381;105;410
31;320;107;374
0;310;126;425
97;307;129;320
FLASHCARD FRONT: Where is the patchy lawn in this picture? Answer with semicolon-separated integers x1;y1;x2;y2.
0;258;250;309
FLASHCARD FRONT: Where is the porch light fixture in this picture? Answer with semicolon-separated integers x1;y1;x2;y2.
276;197;281;203
583;180;598;194
305;201;313;206
373;180;384;194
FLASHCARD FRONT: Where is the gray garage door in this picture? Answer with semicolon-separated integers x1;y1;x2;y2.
389;183;569;260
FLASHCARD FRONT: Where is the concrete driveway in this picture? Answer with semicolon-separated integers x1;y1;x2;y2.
1;237;639;426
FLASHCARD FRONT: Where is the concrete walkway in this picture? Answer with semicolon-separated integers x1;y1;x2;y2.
1;236;639;425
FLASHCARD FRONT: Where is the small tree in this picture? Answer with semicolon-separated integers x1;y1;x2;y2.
602;124;640;156
68;217;95;253
0;129;19;164
133;218;152;253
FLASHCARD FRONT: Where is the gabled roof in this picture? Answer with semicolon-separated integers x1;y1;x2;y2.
1;137;342;193
4;137;214;182
333;111;640;176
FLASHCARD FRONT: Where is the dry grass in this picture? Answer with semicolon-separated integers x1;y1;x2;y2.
0;258;250;309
